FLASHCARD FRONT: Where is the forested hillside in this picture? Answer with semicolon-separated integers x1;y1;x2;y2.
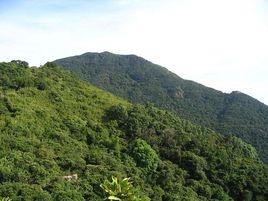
0;61;267;200
55;52;268;163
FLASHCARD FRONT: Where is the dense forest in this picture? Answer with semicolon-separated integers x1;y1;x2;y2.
55;52;268;163
0;61;267;200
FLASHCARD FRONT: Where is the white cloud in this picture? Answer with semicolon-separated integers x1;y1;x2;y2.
0;0;268;104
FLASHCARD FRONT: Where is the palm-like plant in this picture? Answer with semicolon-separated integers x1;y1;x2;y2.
2;198;12;201
100;177;147;201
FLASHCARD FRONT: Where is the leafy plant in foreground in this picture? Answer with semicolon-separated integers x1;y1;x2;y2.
100;177;149;201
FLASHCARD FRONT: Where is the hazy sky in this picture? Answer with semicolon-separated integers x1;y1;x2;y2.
0;0;268;105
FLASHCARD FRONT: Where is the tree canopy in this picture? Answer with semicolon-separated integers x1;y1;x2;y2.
0;61;267;200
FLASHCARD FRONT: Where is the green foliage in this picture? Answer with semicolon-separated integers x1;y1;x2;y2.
55;52;268;163
1;198;12;201
10;60;29;68
100;177;150;201
0;61;267;200
131;139;159;171
181;152;207;180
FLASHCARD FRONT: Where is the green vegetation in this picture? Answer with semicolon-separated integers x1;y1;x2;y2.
100;177;149;201
0;61;267;200
1;198;12;201
55;52;268;163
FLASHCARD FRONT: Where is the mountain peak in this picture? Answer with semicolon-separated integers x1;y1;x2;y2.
55;52;268;162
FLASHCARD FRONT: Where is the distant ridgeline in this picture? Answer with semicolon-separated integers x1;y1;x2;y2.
0;61;267;200
55;52;268;163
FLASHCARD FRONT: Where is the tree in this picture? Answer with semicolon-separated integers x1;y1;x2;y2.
11;60;29;68
131;139;159;171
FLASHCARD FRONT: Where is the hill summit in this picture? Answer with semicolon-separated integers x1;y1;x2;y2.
55;52;268;163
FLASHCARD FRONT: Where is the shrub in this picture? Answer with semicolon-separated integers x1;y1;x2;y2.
131;139;159;171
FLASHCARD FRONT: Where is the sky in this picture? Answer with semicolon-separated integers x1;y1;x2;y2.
0;0;268;105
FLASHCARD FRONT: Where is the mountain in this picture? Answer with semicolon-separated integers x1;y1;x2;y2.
55;52;268;163
0;61;267;200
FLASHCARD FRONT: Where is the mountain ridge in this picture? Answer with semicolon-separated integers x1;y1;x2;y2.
55;51;268;162
56;51;267;103
0;61;267;200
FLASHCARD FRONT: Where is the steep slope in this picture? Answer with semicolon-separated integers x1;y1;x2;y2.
0;61;267;200
55;52;268;162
